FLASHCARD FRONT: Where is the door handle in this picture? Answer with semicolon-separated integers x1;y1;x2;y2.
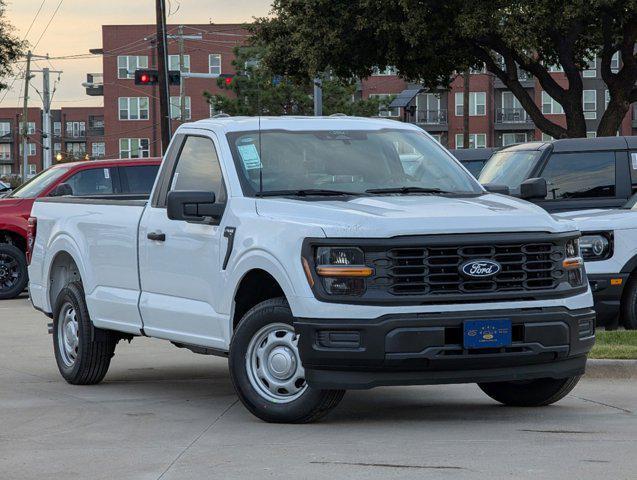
147;232;166;242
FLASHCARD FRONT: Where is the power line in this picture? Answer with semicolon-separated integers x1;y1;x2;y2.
32;0;65;50
21;0;47;43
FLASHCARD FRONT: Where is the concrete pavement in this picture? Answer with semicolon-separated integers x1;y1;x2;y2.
1;294;636;480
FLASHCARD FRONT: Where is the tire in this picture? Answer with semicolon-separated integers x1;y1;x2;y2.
478;376;581;407
52;281;117;385
229;297;345;423
0;243;28;300
620;276;637;330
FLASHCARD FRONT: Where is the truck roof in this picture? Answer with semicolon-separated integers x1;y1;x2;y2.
49;157;162;170
498;136;637;153
182;115;422;134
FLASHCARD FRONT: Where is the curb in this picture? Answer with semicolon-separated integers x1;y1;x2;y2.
585;359;637;379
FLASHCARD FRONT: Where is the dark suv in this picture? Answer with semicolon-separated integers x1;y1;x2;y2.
478;136;637;213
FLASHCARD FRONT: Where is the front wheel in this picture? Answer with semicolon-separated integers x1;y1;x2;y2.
478;376;581;407
229;297;345;423
620;277;637;330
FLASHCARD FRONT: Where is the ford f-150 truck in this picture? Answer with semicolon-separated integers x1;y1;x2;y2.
28;116;595;423
0;158;160;299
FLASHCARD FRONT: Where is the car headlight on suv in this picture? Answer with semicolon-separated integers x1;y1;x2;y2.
580;232;613;261
305;246;373;296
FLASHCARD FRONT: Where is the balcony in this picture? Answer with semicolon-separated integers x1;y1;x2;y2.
414;109;448;131
0;132;11;142
84;73;103;96
494;108;534;130
0;156;13;165
494;70;535;89
88;116;105;136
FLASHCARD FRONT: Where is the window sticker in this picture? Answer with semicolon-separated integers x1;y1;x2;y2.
632;152;637;170
104;168;110;179
237;143;262;170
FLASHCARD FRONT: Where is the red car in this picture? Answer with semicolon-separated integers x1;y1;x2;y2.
0;158;161;299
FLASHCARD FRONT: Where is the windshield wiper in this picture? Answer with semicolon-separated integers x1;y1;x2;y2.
255;189;360;197
365;186;452;195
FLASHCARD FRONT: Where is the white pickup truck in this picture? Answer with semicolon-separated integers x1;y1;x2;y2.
28;116;595;423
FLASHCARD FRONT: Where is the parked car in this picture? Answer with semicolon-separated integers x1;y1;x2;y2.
0;180;11;197
478;137;637;213
449;147;497;177
0;158;161;299
555;196;637;329
28;116;594;423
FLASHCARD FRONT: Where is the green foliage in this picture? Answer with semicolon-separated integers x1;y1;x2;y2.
203;45;382;117
0;0;25;91
253;0;637;137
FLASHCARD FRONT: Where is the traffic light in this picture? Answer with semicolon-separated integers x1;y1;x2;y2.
219;73;235;86
134;69;181;86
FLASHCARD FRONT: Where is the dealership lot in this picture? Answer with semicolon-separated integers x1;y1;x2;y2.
1;295;636;480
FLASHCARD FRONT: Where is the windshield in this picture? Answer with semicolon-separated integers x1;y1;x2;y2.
8;167;70;199
478;150;542;190
227;129;481;196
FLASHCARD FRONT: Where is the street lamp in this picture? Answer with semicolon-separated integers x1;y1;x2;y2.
55;152;63;162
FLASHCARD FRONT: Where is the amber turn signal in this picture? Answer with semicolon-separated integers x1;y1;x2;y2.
562;257;583;269
301;257;314;287
316;266;374;277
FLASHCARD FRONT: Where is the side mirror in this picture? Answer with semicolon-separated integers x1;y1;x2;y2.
520;177;548;200
482;183;510;195
167;190;222;223
50;183;73;197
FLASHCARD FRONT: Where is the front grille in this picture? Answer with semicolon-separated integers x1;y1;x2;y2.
377;242;565;296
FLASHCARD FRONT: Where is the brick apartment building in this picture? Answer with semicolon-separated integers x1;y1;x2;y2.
360;56;636;149
0;106;105;177
89;23;247;159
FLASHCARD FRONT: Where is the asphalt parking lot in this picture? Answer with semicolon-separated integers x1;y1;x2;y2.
1;295;636;480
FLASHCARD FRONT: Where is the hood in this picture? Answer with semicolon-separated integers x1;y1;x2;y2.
0;197;28;209
555;208;637;231
256;193;574;238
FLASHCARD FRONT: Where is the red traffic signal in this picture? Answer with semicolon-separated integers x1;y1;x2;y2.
219;73;235;86
135;69;159;85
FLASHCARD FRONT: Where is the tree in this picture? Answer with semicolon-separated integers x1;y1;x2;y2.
204;45;381;117
253;0;637;138
0;0;25;91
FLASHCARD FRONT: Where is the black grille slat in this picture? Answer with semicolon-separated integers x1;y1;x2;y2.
377;240;565;297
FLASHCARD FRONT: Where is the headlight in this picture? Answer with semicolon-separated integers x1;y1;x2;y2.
313;246;372;296
580;233;612;261
563;238;585;287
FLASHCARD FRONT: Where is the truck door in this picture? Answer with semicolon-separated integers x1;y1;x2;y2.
137;131;229;349
532;150;629;213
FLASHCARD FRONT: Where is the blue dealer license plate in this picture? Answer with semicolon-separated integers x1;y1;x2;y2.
463;319;512;349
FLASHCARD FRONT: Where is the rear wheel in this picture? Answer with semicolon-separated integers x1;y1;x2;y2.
0;243;28;300
52;282;117;385
478;376;581;407
229;297;345;423
620;276;637;330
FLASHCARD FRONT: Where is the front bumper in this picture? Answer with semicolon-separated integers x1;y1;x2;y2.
295;307;595;390
588;273;628;326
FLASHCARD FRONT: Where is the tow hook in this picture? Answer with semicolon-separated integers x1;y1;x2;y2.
47;322;53;334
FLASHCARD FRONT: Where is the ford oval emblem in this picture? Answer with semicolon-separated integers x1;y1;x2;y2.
460;259;501;279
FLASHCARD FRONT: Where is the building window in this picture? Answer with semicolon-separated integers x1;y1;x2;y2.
583;58;596;77
53;142;61;154
169;54;191;73
583;90;597;119
169;96;192;120
117;55;149;79
429;134;442;143
53;121;61;136
611;52;620;73
455;92;486;116
371;66;398;76
119;138;150;158
542;133;554;142
455;133;486;149
19;143;36;156
92;142;106;158
369;94;400;117
586;132;597;138
0;165;10;175
0;121;10;137
28;164;37;176
20;121;36;135
605;89;610;108
541;91;564;114
65;121;86;138
0;144;10;159
547;64;564;72
502;133;527;146
208;54;221;75
66;142;86;157
118;97;150;120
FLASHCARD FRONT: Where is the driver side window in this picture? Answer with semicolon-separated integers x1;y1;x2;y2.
169;136;226;202
539;152;615;200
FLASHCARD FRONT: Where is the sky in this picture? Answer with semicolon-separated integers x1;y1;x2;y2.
0;0;271;108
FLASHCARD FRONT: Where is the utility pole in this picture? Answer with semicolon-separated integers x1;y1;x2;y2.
155;0;171;153
462;70;470;149
21;51;32;183
313;76;323;116
177;25;186;122
31;62;63;170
